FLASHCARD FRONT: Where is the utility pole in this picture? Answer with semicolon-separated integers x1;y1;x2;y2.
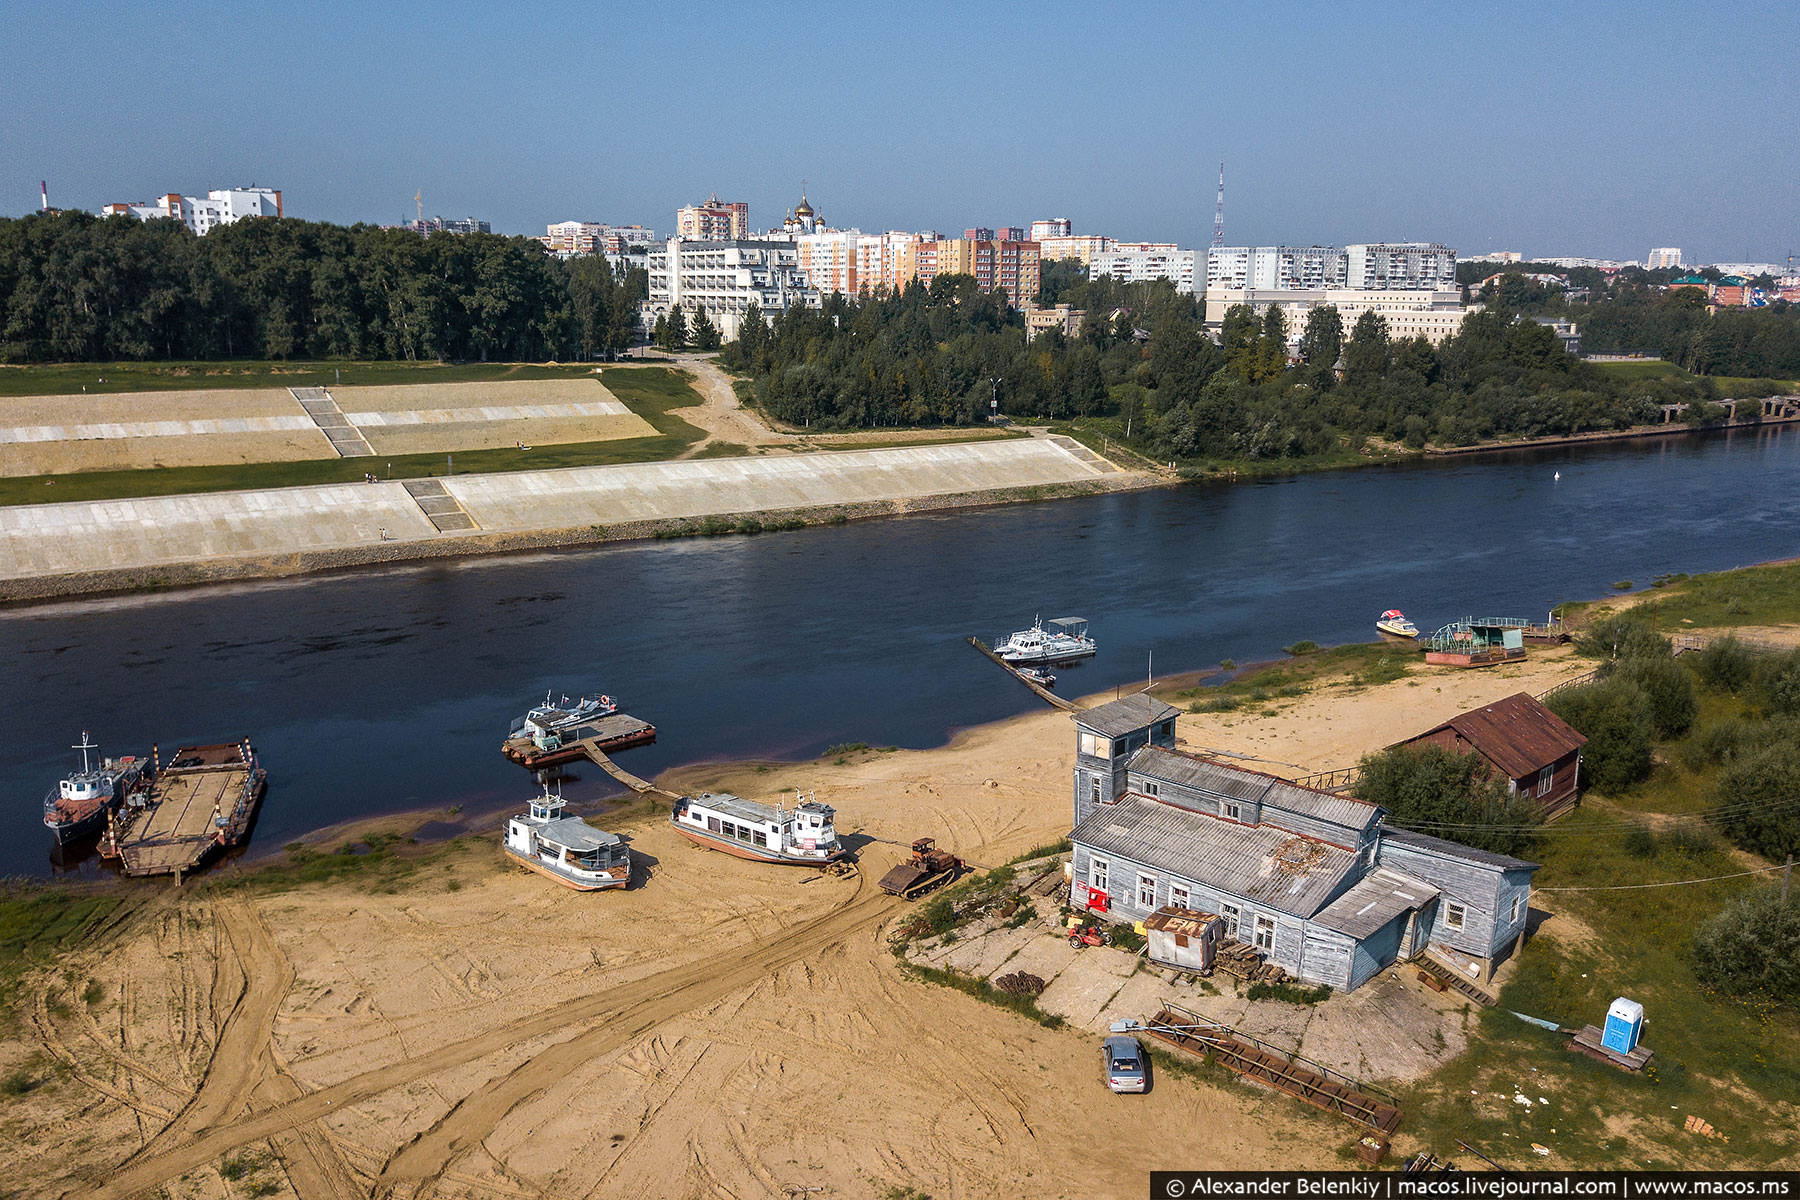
1783;853;1793;905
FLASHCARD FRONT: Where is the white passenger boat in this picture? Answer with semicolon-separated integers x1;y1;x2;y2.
670;791;845;865
503;783;630;890
995;616;1096;665
1376;609;1420;639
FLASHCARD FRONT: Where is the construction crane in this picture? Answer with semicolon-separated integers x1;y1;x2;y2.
1211;161;1225;249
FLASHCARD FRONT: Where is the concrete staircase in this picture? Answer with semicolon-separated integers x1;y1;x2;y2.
400;478;478;532
291;387;374;458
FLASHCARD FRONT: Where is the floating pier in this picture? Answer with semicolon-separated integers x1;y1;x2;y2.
501;713;656;769
101;740;267;880
966;637;1078;712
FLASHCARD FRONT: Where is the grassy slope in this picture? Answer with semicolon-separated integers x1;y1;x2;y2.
0;366;709;507
1593;360;1799;392
0;360;603;396
1623;560;1800;629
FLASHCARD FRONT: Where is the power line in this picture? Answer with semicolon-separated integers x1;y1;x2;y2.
1534;864;1790;892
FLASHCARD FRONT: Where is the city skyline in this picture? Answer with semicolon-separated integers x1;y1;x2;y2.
5;2;1797;265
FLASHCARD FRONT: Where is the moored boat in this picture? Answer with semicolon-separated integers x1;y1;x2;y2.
503;783;630;890
1018;666;1056;688
1376;610;1419;639
670;791;845;865
44;732;150;845
510;691;619;748
995;616;1096;665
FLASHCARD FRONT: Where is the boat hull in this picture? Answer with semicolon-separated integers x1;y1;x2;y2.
998;646;1096;666
1376;622;1418;639
673;822;845;866
503;846;628;891
46;806;110;845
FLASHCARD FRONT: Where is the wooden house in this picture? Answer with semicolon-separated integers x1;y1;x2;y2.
1066;696;1537;991
1394;692;1586;819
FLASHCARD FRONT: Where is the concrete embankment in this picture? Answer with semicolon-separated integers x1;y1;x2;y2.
0;437;1139;603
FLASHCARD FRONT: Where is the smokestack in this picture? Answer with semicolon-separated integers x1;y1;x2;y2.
41;181;48;212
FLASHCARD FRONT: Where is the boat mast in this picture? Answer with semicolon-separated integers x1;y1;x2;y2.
73;731;96;774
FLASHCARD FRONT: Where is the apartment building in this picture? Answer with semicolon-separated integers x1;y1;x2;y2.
1344;243;1457;290
1206;246;1348;291
1029;218;1073;241
541;222;660;257
908;237;1039;305
101;186;283;236
677;194;750;240
642;238;818;340
1647;248;1684;270
1039;234;1115;265
1089;246;1197;294
794;230;860;295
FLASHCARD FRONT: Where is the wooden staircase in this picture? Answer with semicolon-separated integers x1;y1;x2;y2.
1415;953;1498;1007
1144;1003;1402;1134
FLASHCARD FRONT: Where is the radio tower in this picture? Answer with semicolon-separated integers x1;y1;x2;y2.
1211;161;1225;249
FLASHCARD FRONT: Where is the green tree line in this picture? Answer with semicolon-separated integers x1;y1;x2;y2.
0;210;644;363
720;270;1719;461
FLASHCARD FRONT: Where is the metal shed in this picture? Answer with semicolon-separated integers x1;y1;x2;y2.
1144;906;1226;975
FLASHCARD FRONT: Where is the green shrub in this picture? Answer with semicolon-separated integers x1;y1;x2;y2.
1603;654;1697;737
1692;888;1800;1007
1576;614;1670;661
1622;826;1658;858
1353;744;1541;855
1758;650;1800;716
1247;980;1332;1004
1693;636;1757;693
1712;738;1800;861
1681;716;1768;770
1283;640;1320;656
1547;677;1655;793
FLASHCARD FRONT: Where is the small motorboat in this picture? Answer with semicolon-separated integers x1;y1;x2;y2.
1376;609;1419;639
1017;666;1056;689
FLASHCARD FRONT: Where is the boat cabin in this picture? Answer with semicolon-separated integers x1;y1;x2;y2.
504;789;629;889
1421;618;1526;667
673;792;841;861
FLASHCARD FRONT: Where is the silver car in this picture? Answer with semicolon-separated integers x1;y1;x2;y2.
1103;1034;1147;1093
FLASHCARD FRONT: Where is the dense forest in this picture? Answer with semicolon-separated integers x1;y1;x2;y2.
0;210;643;363
720;265;1721;464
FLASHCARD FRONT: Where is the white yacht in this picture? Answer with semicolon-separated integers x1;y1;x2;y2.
995;616;1096;665
503;783;630;890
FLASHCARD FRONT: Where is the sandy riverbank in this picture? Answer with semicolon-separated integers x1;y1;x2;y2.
3;641;1608;1200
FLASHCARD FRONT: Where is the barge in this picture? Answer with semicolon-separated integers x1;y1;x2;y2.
670;791;845;865
502;783;630;890
101;740;266;879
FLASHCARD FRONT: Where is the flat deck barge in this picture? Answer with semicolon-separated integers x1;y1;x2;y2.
502;713;656;769
101;740;267;879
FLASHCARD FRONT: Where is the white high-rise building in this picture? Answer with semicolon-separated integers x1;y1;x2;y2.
1089;247;1197;294
1343;243;1457;290
1205;246;1347;291
1029;218;1073;241
643;238;819;340
101;186;283;235
1647;248;1683;270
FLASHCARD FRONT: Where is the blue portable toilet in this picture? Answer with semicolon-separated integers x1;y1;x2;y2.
1601;997;1644;1055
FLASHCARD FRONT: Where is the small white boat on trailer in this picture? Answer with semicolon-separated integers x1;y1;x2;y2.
1376;609;1419;639
503;783;630;890
670;791;845;865
995;616;1096;665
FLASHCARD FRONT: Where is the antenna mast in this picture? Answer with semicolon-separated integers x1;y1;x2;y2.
1211;161;1225;249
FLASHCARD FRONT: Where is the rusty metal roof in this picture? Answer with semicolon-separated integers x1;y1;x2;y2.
1070;795;1358;919
1144;906;1223;934
1402;692;1586;780
1130;745;1380;834
1075;695;1180;738
1312;868;1437;940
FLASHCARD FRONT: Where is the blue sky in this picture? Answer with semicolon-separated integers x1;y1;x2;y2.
4;1;1795;266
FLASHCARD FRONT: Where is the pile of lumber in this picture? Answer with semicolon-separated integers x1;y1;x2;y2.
1215;939;1283;981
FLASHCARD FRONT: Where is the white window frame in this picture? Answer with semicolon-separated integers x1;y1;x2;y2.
1136;872;1157;911
1170;883;1190;910
1253;915;1276;952
1090;776;1102;806
1510;895;1523;925
1537;764;1555;797
1221;903;1240;938
1089;856;1109;893
1222;801;1241;821
1444;902;1466;931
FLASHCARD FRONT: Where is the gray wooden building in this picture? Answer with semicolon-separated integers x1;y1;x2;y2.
1066;696;1536;992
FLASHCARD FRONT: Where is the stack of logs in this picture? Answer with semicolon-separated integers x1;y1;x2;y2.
1215;939;1287;984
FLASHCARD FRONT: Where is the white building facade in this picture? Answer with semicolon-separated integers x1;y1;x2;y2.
101;186;283;235
1203;287;1479;347
1647;248;1683;270
1029;218;1073;241
1205;246;1347;291
643;238;819;340
1088;246;1197;294
1344;243;1457;290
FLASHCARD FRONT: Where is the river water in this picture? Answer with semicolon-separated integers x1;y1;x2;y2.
7;425;1799;879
